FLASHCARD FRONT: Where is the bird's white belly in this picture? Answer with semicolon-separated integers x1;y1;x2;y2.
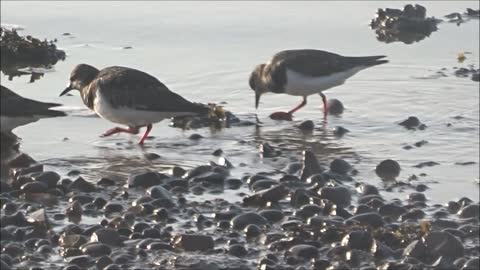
0;115;38;132
284;67;365;96
93;91;191;127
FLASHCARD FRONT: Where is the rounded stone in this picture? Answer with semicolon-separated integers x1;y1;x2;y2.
375;159;401;180
458;204;479;219
172;234;214;252
424;231;464;259
90;229;122;246
327;99;344;115
341;231;376;253
347;213;385;228
228;244;247;257
298;120;315;131
318;186;351;208
82;243;112;257
287;244;319;260
244;224;262;238
20;182;48;193
231;212;268;230
330;159;352;175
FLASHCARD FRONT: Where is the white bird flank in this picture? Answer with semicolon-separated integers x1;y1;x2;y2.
284;66;367;96
93;89;192;127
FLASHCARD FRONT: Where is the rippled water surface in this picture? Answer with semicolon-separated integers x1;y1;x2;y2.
1;1;479;203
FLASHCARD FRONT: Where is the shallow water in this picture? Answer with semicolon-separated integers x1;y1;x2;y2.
1;1;479;203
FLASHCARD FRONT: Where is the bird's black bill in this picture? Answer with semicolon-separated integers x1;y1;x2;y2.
255;92;261;109
59;86;73;97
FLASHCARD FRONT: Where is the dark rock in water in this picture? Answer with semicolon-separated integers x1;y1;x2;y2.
403;239;427;260
244;184;288;207
91;229;122;246
327;99;344;115
144;152;161;160
300;150;325;181
173;234;214;251
318;186;351;208
375;159;401;180
295;204;323;219
187;165;213;179
59;234;88;248
69;177;95;193
128;171;168;188
189;133;203;140
245;224;262;237
8;153;36;168
259;210;284;223
472;71;480;82
357;184;379;196
287;244;319;260
341;231;376;253
103;203;123;216
97;177;115;186
212;149;223;156
413;161;440;168
1;27;66;81
399;116;421;129
231;212;268;230
330;158;352;175
146;185;173;201
228;244;247;257
458;204;479;219
192;172;225;186
298;120;315;131
225;178;243;190
370;4;440;44
334;126;350;137
347;213;385;228
260;142;279;158
424;231;465;259
33;171;60;189
462;258;480;270
21;181;48;194
81;243;111;257
172;166;186;177
379;203;407;218
408;192;427;202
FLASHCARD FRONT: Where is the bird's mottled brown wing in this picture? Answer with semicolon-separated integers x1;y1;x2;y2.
93;67;203;113
270;50;352;77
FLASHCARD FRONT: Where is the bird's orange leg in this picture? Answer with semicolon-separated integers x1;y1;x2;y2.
138;124;153;145
320;93;327;119
101;127;139;137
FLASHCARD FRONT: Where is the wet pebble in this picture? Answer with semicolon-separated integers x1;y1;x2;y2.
327;99;344;115
259;209;284;223
298;120;314;131
287;244;319;260
189;133;203;140
146;185;173;201
300;150;325;181
228;244;247;257
173;234;214;251
341;231;376;252
458;204;479;219
91;229;122;246
375;159;401;180
33;171;60;188
128;171;168;188
144;152;161;160
21;181;48;194
231;212;268;230
330;158;352;175
82;243;112;257
424;231;465;259
334;126;349;137
347;212;385;228
319;186;351;208
69;177;95;193
399;116;421;129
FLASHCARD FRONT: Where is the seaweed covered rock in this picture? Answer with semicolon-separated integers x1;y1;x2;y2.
170;103;254;130
370;4;441;44
0;27;66;81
